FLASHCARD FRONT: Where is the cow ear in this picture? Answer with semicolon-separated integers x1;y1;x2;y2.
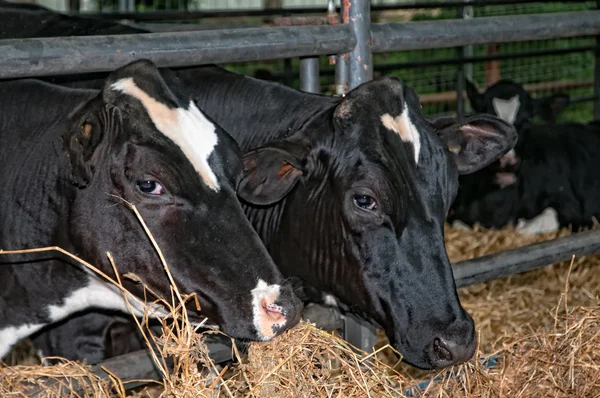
534;93;569;123
465;79;486;113
238;141;306;206
431;114;518;175
63;112;107;188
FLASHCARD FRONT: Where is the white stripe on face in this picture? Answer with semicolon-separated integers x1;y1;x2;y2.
111;78;220;191
492;95;520;125
381;105;421;164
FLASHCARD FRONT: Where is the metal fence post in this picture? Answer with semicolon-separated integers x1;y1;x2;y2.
348;0;372;89
300;57;320;93
342;0;377;355
595;0;600;119
456;5;466;121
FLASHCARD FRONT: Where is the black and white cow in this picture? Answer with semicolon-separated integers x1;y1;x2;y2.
447;79;574;231
155;67;517;369
0;60;303;359
449;119;600;232
463;78;570;189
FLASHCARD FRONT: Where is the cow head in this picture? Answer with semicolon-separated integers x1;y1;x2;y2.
62;60;302;342
238;76;517;369
465;78;569;129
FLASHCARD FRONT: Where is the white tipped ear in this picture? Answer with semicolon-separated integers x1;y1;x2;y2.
492;95;520;125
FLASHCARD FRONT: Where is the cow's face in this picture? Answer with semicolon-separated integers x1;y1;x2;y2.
62;60;302;342
238;76;516;369
465;79;569;130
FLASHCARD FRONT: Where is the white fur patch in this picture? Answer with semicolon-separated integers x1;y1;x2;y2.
47;275;147;321
516;207;559;236
381;105;421;164
111;78;220;191
323;294;338;307
492;95;520;125
451;220;471;231
0;275;159;359
0;323;45;359
251;279;285;341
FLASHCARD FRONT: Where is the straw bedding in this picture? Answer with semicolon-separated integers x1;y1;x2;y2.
2;223;599;397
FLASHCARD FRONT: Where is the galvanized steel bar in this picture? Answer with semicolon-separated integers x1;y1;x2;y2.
452;229;600;289
85;1;592;22
300;56;321;93
0;24;355;79
347;0;372;89
371;11;600;53
343;0;376;354
595;0;600;119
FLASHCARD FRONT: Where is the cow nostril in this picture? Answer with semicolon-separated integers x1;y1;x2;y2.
433;338;453;362
261;299;285;323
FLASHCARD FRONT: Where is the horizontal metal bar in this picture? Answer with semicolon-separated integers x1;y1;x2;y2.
373;45;599;71
270;45;597;81
453;229;600;289
81;1;592;22
372;11;600;52
0;24;355;79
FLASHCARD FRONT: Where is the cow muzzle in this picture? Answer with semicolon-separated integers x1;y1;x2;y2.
251;280;303;341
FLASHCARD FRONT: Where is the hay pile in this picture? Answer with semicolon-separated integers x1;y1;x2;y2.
2;221;600;397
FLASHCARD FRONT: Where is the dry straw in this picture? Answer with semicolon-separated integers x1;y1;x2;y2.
2;213;600;397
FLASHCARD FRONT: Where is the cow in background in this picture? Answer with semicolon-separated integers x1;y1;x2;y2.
450;79;600;233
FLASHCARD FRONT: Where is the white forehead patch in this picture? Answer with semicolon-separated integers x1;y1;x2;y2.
111;78;220;191
492;95;520;125
380;105;421;164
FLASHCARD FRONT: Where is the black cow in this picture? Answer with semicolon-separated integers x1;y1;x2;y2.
2;4;518;369
462;79;569;189
447;79;573;230
450;119;600;231
0;0;146;39
465;79;570;131
163;67;517;369
0;60;303;359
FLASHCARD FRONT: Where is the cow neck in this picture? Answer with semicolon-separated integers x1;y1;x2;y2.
179;66;341;152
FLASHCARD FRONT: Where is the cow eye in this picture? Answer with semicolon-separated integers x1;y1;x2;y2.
136;180;165;195
353;194;377;211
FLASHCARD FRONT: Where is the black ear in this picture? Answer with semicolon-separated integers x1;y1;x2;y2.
238;141;307;206
534;93;569;123
63;110;113;188
465;79;486;113
431;114;518;175
102;59;180;108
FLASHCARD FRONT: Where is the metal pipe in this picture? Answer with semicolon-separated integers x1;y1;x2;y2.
0;24;355;79
334;55;349;95
595;0;600;119
347;0;372;89
270;45;600;80
371;11;600;53
453;229;600;289
300;56;320;93
82;1;592;22
455;5;465;122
